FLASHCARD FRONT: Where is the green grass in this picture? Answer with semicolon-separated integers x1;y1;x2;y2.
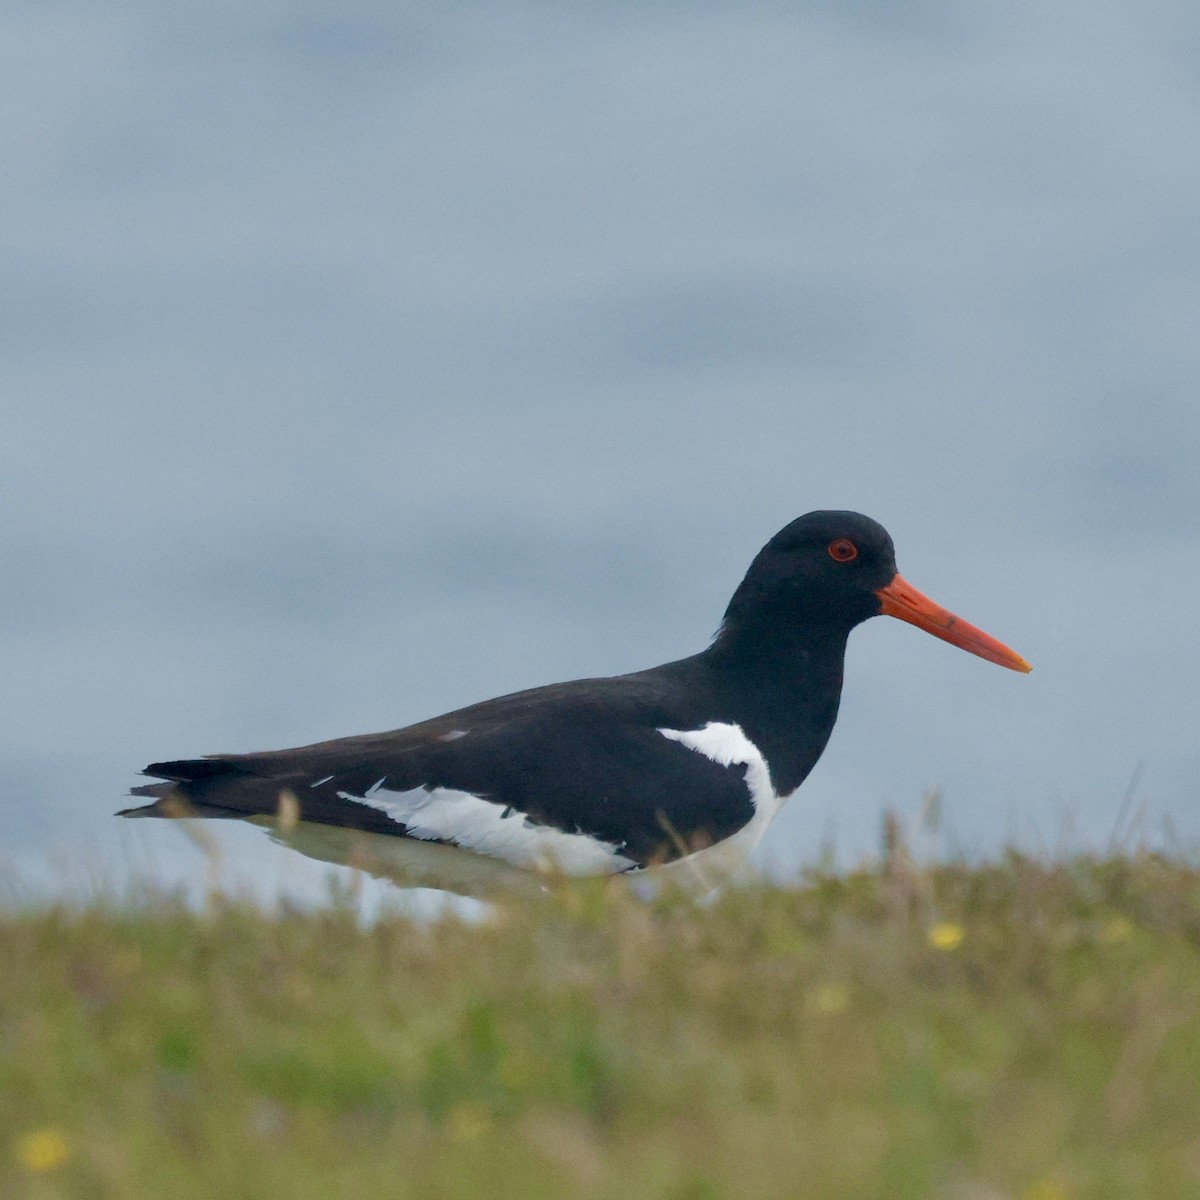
4;852;1200;1199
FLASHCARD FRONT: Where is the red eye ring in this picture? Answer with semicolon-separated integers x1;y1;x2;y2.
828;538;858;563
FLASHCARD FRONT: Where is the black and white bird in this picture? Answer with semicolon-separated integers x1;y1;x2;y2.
121;512;1030;893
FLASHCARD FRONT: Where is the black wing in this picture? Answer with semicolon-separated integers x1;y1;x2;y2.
121;676;756;868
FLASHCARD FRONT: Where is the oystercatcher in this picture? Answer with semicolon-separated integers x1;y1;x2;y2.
121;511;1029;892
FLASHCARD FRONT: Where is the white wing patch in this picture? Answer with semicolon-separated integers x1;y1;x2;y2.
341;785;637;877
657;722;782;817
657;721;793;882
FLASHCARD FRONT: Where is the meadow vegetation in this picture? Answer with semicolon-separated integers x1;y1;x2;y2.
4;846;1200;1199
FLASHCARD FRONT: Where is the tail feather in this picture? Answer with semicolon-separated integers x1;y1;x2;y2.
119;758;253;820
143;758;247;783
121;752;407;836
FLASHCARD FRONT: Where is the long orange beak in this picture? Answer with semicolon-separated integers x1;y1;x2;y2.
875;574;1032;673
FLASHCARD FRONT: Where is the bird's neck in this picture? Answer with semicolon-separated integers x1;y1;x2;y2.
701;618;851;794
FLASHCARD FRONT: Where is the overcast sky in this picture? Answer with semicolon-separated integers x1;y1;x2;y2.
3;0;1198;909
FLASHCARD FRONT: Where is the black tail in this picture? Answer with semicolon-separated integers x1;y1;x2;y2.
141;758;249;784
117;757;251;819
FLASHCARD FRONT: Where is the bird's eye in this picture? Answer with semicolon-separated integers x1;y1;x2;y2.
828;538;858;563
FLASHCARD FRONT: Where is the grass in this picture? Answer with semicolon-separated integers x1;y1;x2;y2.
4;849;1200;1199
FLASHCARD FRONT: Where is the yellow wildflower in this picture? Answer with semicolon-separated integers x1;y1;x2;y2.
16;1128;70;1173
927;921;965;951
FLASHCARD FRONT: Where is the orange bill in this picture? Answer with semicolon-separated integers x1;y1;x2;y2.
875;574;1032;673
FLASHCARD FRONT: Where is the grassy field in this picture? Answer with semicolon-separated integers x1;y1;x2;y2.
4;849;1200;1199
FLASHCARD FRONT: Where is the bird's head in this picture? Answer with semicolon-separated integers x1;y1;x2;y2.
721;510;1031;672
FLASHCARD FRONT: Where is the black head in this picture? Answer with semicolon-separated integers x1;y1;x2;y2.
717;510;1032;673
720;511;898;638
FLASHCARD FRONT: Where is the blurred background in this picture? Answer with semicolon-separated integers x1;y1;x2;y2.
3;0;1197;909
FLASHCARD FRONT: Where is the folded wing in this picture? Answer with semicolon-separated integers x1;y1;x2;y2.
121;693;757;872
